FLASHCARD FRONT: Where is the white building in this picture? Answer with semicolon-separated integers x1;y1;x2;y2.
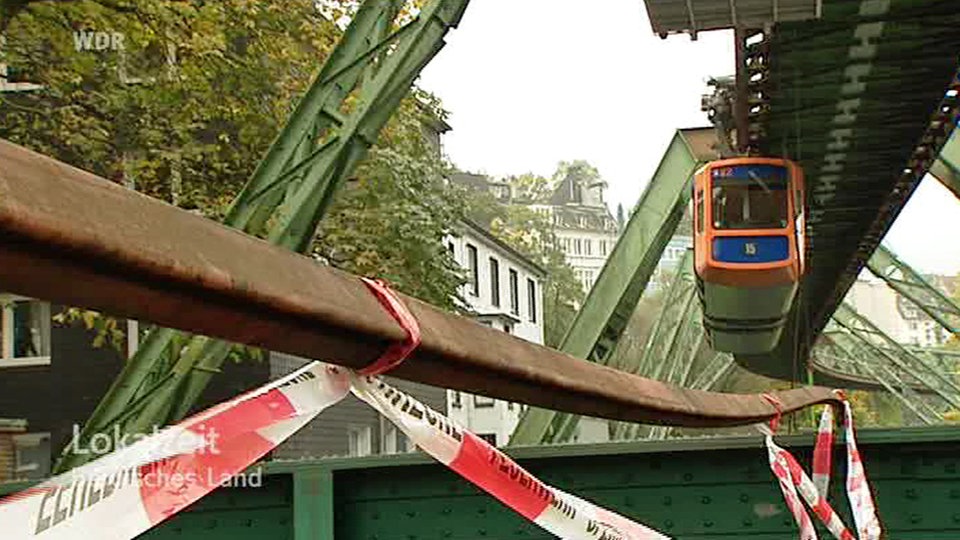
845;274;953;347
530;171;620;293
444;219;546;446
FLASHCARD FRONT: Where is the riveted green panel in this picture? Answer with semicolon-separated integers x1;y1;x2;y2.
138;473;294;540
314;428;960;539
3;429;960;538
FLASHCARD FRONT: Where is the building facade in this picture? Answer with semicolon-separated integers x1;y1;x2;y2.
0;295;269;482
845;275;955;346
444;219;546;446
530;171;620;293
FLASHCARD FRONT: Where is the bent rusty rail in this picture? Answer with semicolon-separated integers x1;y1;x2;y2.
0;139;839;427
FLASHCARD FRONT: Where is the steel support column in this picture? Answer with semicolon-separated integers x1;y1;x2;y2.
509;130;710;446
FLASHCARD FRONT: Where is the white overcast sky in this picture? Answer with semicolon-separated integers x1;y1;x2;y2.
417;0;960;276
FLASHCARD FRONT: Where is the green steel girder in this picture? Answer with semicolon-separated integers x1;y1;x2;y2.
740;0;960;383
5;427;959;540
866;244;960;336
648;353;736;441
57;0;469;472
930;129;960;199
813;329;941;425
609;252;705;441
832;303;960;411
688;353;736;392
509;129;711;446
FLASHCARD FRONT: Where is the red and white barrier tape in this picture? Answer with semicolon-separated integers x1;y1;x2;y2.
842;401;881;540
0;362;351;540
764;400;881;540
812;405;834;497
351;374;670;540
766;437;819;540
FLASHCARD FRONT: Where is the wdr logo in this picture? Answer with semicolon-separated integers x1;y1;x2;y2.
73;30;125;52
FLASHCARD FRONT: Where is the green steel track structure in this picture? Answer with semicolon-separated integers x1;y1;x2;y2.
740;0;960;381
865;244;960;336
56;0;469;472
509;129;715;445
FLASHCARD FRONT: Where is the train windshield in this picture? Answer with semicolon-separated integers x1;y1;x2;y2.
711;165;789;230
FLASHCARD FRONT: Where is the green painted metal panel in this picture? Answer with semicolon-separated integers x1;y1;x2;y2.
138;474;294;539
510;129;707;446
6;430;960;538
295;469;336;540
166;428;960;538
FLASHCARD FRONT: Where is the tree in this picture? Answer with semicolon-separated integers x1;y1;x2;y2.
552;159;602;187
504;172;552;203
1;0;468;343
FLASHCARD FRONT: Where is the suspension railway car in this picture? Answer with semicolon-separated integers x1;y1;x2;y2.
692;157;806;354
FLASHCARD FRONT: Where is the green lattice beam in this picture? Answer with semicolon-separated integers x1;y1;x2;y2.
509;130;706;446
866;244;960;335
57;0;469;472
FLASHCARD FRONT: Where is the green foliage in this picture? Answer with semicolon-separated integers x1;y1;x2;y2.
2;0;468;344
315;94;468;312
1;0;340;214
504;172;552;203
53;308;126;353
552;159;602;187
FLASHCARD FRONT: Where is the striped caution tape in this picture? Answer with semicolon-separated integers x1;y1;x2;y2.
764;400;881;540
811;405;834;497
842;401;881;540
766;435;854;540
351;374;670;540
0;362;352;540
765;435;819;540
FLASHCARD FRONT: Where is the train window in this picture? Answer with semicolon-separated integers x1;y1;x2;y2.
711;165;789;230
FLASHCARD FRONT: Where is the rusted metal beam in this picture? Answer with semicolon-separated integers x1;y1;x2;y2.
0;139;839;427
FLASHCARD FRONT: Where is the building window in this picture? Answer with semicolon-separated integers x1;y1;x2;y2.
509;269;519;315
474;394;495;408
489;257;500;307
503;323;512;334
466;244;479;296
0;296;51;367
452;390;462;408
573;239;582;255
527;279;537;323
347;425;372;457
584;239;592;256
599;240;607;256
477;433;497;446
